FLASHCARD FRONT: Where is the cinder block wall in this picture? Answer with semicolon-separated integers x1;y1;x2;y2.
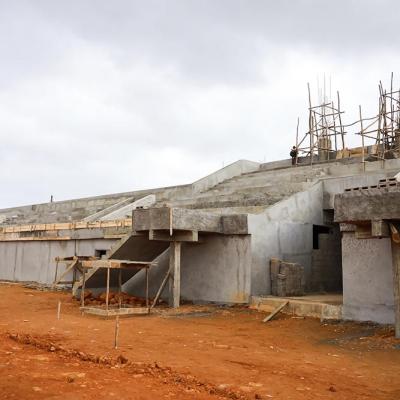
311;228;342;292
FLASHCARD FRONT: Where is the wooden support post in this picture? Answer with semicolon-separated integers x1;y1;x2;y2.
391;235;400;338
54;260;59;285
145;267;149;309
80;268;86;309
106;268;110;311
151;267;170;310
262;301;289;323
168;241;181;308
114;316;120;349
118;269;122;309
359;105;366;172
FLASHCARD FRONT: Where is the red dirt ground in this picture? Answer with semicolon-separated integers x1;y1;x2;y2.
0;283;399;400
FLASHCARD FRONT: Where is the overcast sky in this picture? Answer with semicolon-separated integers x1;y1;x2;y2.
1;0;400;208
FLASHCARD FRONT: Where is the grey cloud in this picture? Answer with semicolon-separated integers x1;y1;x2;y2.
0;1;399;208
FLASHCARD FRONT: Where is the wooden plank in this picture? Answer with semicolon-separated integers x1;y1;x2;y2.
55;255;97;262
81;267;86;308
0;236;71;242
106;268;110;310
80;306;149;317
390;223;400;244
72;267;100;296
0;218;132;234
355;224;372;239
81;259;154;269
371;220;390;238
53;259;78;286
151;267;171;309
262;301;289;323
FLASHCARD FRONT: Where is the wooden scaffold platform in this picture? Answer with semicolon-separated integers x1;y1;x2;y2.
79;259;155;317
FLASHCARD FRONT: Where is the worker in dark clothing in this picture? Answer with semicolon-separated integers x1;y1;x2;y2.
290;146;298;166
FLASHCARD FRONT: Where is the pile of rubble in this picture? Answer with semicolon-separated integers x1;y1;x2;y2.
76;290;164;307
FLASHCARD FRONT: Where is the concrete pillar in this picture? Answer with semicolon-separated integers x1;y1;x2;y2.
391;240;400;338
318;136;331;161
168;241;181;308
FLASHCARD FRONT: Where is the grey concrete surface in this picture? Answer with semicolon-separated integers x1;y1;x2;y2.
323;158;400;209
1;156;399;325
0;238;117;284
123;234;251;304
133;207;248;234
341;231;394;324
248;183;323;296
192;159;260;193
334;187;400;223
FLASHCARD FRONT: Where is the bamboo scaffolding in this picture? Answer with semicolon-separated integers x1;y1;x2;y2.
295;83;346;165
295;75;400;169
356;74;400;164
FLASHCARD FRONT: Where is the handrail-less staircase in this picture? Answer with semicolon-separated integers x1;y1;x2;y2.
67;232;170;296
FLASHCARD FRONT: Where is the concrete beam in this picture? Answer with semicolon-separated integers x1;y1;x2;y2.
149;229;199;242
334;188;400;223
133;207;248;235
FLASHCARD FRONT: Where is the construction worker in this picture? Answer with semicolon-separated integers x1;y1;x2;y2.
290;146;298;166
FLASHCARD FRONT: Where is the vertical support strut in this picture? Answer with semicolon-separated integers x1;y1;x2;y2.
118;269;122;309
168;241;181;308
390;229;400;339
106;267;110;310
145;267;149;309
81;267;86;309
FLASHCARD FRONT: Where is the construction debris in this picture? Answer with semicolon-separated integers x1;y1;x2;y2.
262;301;289;323
270;258;305;297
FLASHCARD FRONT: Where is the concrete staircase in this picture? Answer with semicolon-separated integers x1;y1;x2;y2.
159;163;330;210
157;159;400;211
73;233;170;294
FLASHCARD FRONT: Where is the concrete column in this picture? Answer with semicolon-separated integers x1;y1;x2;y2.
391;240;400;338
168;241;181;308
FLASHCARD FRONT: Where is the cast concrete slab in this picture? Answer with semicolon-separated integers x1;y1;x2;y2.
133;207;248;234
334;185;400;223
251;294;343;320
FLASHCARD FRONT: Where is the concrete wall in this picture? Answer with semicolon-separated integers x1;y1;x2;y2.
323;158;400;209
0;239;117;284
342;232;394;324
123;234;252;304
248;183;324;296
